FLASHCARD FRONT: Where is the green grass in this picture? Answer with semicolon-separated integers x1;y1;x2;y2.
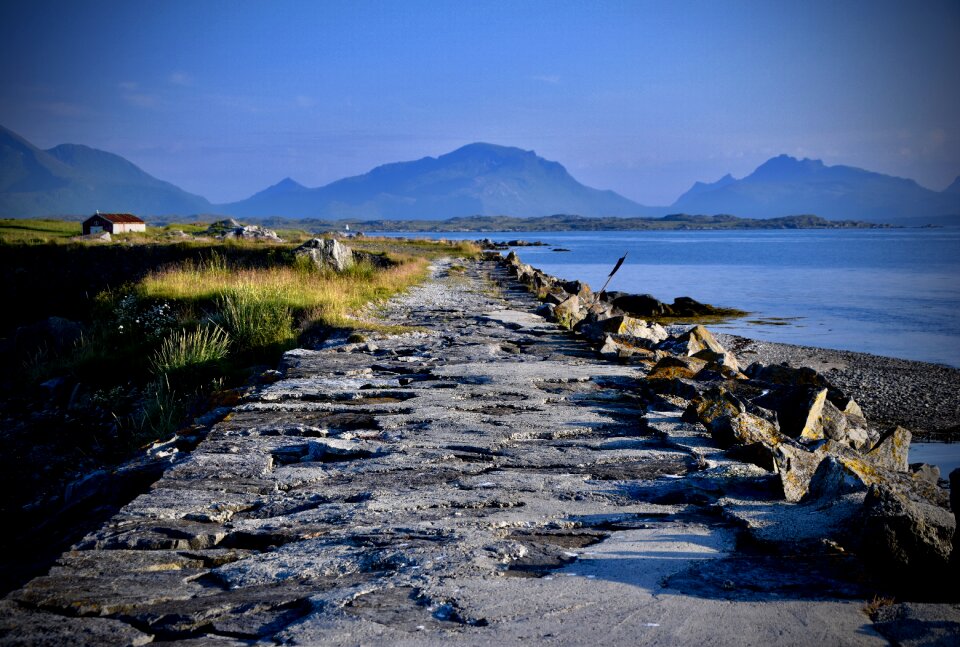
151;325;231;375
0;218;80;243
14;229;480;447
218;286;294;351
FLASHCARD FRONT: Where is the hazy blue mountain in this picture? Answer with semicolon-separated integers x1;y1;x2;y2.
677;173;735;200
221;143;658;219
5;123;958;223
0;125;211;217
672;155;960;223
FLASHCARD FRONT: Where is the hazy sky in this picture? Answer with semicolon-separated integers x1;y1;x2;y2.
2;0;958;204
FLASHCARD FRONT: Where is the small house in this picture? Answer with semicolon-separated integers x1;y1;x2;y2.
82;212;147;235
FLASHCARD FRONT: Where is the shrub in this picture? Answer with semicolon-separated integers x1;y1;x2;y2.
150;325;231;375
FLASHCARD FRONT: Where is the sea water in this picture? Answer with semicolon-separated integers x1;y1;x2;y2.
380;228;960;367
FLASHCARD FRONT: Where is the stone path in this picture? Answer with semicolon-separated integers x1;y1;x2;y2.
0;260;906;645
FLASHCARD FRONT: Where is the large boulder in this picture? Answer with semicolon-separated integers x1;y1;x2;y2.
797;388;829;441
612;293;672;317
862;481;956;578
294;238;355;272
578;314;665;344
647;355;708;381
554;295;585;329
865;425;911;472
558;280;592;300
598;335;658;362
774;443;827;502
820;399;871;451
665;325;741;375
221;224;282;241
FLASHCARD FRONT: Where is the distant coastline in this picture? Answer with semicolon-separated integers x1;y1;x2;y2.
172;213;896;233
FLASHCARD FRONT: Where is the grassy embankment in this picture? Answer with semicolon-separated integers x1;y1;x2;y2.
2;218;480;449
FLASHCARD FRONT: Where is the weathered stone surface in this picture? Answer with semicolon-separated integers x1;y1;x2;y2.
293;238;354;272
820;399;871;450
685;386;745;430
798;388;829;441
805;455;872;501
221;225;282;241
717;412;787;450
0;600;152;646
872;602;960;647
598;335;658;361
557;279;592;300
774;443;827;502
553;294;585;328
668;325;741;374
673;324;726;355
745;362;830;388
862;481;956;576
866;425;911;472
648;355;709;381
909;462;941;485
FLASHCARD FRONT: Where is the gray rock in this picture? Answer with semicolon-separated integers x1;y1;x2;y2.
553;294;585;329
774;443;827;503
909;462;941;485
805;455;871;501
866;425;911;472
871;602;960;647
0;600;152;646
294;238;355;272
952;468;960;571
862;481;955;577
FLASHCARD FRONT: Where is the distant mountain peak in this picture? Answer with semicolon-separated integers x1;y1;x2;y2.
0;123;210;216
273;177;307;190
673;153;960;223
944;176;960;194
750;154;826;180
222;141;648;219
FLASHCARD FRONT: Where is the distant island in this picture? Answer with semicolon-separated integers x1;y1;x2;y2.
232;213;893;233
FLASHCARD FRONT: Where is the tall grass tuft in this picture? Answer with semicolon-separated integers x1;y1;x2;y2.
218;284;294;351
129;375;184;446
150;325;231;375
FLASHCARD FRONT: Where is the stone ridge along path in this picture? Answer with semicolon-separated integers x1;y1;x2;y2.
1;258;956;645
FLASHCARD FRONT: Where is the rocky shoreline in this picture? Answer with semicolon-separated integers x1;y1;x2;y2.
500;250;958;584
714;333;960;440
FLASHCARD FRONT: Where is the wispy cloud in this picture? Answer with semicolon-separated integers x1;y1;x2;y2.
169;71;193;86
123;92;159;108
531;74;561;85
118;81;138;91
294;95;316;108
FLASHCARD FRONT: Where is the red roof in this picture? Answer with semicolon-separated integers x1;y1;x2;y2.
95;213;145;224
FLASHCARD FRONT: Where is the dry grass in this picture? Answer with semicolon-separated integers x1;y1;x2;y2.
863;595;896;619
141;252;431;331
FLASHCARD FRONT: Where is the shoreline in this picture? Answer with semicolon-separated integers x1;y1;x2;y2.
714;332;960;439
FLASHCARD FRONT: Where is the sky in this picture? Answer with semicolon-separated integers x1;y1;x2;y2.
1;0;958;205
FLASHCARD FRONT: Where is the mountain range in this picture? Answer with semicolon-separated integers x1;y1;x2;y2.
1;124;958;223
0;125;211;217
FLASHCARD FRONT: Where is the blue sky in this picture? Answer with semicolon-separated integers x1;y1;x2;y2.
1;0;958;204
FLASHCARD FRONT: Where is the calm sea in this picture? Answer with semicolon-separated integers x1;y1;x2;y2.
380;228;960;367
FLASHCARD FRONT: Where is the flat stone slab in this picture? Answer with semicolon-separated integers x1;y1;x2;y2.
2;258;956;645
